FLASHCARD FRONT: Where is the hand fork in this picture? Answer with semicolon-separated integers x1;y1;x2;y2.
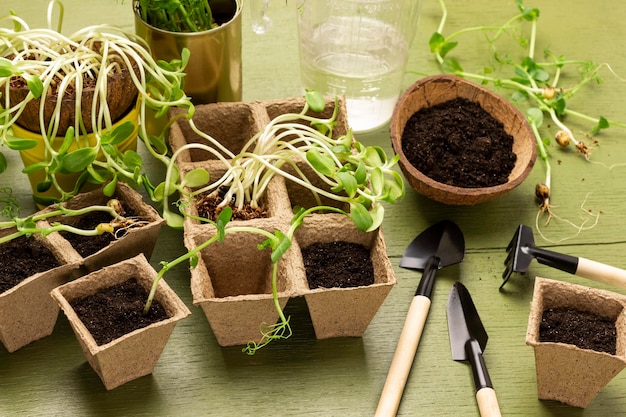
501;224;626;290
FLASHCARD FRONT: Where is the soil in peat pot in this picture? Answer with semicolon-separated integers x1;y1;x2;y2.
59;203;138;257
401;97;517;188
69;278;169;346
302;241;374;289
0;236;60;293
540;307;617;354
195;189;268;221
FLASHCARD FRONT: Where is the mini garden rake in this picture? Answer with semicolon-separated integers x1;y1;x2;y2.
501;224;626;290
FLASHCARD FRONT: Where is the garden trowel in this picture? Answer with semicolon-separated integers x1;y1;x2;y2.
375;220;465;417
447;281;501;417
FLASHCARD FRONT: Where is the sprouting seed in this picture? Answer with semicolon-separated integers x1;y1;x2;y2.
535;183;550;200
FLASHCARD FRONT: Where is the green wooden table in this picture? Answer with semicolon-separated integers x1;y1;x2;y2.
3;0;626;415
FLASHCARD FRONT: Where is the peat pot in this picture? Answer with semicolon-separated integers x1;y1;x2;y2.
526;277;626;408
51;254;191;390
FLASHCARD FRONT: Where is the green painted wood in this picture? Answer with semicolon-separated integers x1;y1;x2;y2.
2;0;626;415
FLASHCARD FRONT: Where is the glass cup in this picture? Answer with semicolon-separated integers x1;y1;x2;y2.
296;0;422;133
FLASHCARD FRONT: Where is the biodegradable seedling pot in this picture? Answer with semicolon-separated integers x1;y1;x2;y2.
51;254;190;390
43;182;164;273
526;277;626;408
188;220;299;347
0;227;82;352
296;215;396;339
390;74;536;205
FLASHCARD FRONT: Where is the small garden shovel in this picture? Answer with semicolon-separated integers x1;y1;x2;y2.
375;220;465;417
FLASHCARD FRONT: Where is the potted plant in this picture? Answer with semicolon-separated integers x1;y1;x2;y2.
141;91;404;353
50;254;191;390
0;0;193;206
132;0;243;104
526;277;626;408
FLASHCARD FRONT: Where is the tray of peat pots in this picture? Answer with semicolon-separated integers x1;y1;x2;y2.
51;254;190;390
390;74;537;205
167;93;402;353
0;223;82;352
526;277;626;408
38;182;165;273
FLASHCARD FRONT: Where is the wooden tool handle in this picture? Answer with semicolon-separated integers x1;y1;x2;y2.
476;387;502;417
375;295;431;417
576;257;626;289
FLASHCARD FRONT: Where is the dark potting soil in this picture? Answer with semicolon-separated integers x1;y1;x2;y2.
540;307;617;354
0;235;61;293
59;204;137;257
70;278;168;346
195;190;268;221
401;97;517;188
302;241;374;289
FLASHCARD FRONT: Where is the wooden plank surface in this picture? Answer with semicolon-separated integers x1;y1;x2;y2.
2;0;626;415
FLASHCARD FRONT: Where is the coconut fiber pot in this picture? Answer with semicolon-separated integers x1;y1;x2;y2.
390;74;537;205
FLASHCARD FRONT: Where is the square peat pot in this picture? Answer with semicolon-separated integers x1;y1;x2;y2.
0;226;82;352
168;101;267;165
50;254;190;390
526;277;626;408
295;214;396;339
188;220;301;347
43;182;164;272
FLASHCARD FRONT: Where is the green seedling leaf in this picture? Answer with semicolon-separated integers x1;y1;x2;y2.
364;146;386;166
349;202;374;231
6;138;37;150
164;210;184;229
332;171;358;197
553;97;566;116
527;107;544;126
270;230;292;263
306;149;336;176
103;176;118;197
370;167;385;196
181;168;210;188
305;90;326;113
152;180;177;202
56;127;75;157
22;160;49;174
429;32;458;58
36;179;52;193
23;74;43;99
123;150;142;171
591;116;610;135
442;57;463;73
0;57;17;77
367;205;385;232
107;121;135;145
62;147;97;173
354;161;367;185
216;206;232;242
0;152;6;174
189;254;199;269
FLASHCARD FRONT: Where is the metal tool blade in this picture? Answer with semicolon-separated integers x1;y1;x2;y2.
400;220;465;270
446;281;488;361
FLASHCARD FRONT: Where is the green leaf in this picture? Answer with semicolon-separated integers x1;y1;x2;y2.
123;150;142;171
62;147;97;173
354;161;367;185
24;74;43;99
526;108;544;126
305;90;326;113
189;254;199;269
6;138;37;150
22;160;49;174
103;176;118;197
349;202;374;231
105;121;135;145
270;230;292;263
306;149;336;176
0;152;6;174
36;179;52;193
0;57;17;77
181;168;210;188
442;57;463;73
164;210;184;229
216;206;232;242
332;171;358;197
553;97;566;116
428;32;446;53
370;167;385;196
590;116;610;135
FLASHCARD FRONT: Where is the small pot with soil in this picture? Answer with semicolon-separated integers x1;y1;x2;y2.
0;226;82;352
526;277;626;408
50;254;191;390
42;182;165;273
296;214;396;339
390;74;536;205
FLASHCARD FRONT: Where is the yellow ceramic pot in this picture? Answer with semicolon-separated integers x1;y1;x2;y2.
12;103;139;205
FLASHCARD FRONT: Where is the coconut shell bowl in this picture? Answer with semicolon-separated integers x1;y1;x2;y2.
390;74;537;205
